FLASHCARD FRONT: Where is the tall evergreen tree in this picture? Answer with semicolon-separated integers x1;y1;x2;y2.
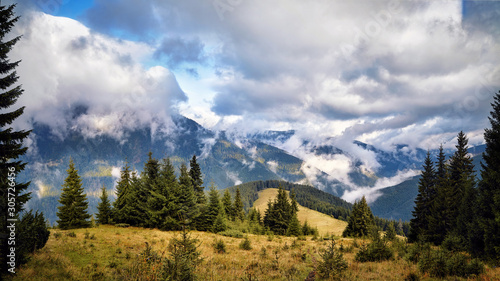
0;4;32;271
409;151;436;243
290;188;299;215
221;189;234;221
428;145;450;245
96;186;112;225
448;131;477;250
342;196;374;238
56;159;91;229
175;163;199;226
477;91;500;261
113;163;133;224
263;186;292;235
189;155;205;204
233;187;245;221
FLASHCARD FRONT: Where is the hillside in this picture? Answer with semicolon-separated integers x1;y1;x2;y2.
252;188;348;236
226;180;352;221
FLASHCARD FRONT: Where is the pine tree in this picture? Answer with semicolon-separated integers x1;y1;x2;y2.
428;145;450;245
290;188;299;215
96;186;112;225
233;187;245;221
113;163;133;224
189;155;205;204
342;196;374;238
221;189;234;221
384;221;397;241
263;186;292;235
409;151;436;243
206;183;222;232
448;131;477;250
477;91;500;261
0;4;32;271
175;163;199;226
286;213;302;237
56;159;91;229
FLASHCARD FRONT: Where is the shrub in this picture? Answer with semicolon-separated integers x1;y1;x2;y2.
213;238;226;254
316;239;348;280
218;229;244;238
239;237;252;250
163;230;203;281
53;232;62;239
66;231;77;238
355;237;394;262
413;246;484;278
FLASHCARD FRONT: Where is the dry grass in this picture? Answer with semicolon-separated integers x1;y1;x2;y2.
253;188;348;236
8;225;500;281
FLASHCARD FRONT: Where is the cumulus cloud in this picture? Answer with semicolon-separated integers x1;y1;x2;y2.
11;12;187;140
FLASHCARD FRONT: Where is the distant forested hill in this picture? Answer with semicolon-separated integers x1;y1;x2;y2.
225;180;352;220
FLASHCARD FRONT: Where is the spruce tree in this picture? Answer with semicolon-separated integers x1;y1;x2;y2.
342;196;374;238
175;163;199;226
233;187;245;221
206;183;222;232
286;213;302;237
56;159;91;229
477;91;500;261
0;4;32;271
290;188;299;215
448;131;477;250
263;186;292;235
428;145;450;245
409;151;436;243
189;155;205;204
113;163;133;224
96;186;112;225
221;189;234;221
384;221;397;241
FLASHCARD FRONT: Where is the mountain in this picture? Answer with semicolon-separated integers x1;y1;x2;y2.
20;116;350;224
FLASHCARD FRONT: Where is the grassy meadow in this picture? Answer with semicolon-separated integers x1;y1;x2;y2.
6;189;500;280
7;225;500;281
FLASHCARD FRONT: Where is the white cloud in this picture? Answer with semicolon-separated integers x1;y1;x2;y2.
11;12;187;140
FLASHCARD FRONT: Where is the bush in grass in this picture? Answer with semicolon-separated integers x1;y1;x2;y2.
418;248;484;278
239;237;252;250
213;238;226;254
66;231;76;237
316;239;348;280
163;230;202;281
355;236;394;262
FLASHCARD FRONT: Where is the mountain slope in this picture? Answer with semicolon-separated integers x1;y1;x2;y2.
252;188;348;236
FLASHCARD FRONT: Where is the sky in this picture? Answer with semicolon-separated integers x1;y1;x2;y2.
4;0;500;200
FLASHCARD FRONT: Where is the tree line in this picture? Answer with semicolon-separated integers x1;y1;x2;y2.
410;92;500;262
56;153;249;233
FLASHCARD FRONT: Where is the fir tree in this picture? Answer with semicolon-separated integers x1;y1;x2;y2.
290;188;299;215
0;4;32;271
263;186;292;235
17;211;50;264
286;213;302;237
384;221;397;241
189;155;205;204
56;159;91;229
233;187;245;221
96;186;112;225
448;131;477;250
342;196;374;238
113;163;133;224
175;163;199;226
428;145;450;245
221;189;234;221
409;151;436;243
206;183;223;232
477;91;500;261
